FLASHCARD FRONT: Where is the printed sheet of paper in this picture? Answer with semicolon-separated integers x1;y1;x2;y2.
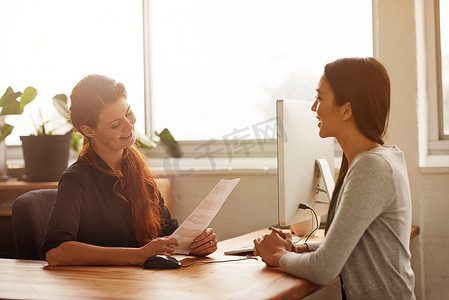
171;178;241;254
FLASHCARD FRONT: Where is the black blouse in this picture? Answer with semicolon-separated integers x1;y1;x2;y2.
41;154;178;259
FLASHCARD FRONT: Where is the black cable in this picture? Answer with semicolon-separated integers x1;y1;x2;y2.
181;255;258;267
304;206;319;243
293;209;314;244
296;203;319;244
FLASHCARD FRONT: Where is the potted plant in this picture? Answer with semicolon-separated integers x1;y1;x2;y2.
20;93;74;182
0;86;37;180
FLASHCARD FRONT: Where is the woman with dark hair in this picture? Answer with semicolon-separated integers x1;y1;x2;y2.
42;74;217;266
253;58;415;300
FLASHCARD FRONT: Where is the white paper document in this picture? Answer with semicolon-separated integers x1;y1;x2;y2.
171;178;241;254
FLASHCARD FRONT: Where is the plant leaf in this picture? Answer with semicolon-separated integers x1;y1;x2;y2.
20;86;37;108
155;128;182;157
70;131;83;152
0;123;14;143
53;93;70;120
0;87;19;107
0;86;36;116
0;87;22;115
0;100;21;116
134;129;157;149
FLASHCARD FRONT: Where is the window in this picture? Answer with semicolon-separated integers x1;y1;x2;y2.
2;0;373;150
145;0;373;142
438;0;449;138
428;0;449;158
0;0;145;145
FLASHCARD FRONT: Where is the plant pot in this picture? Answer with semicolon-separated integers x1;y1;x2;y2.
20;133;71;182
0;140;7;181
0;116;8;181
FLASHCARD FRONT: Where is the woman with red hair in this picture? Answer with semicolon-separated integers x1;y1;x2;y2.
42;75;217;266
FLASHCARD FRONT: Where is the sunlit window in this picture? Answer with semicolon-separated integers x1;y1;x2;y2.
1;0;373;146
439;0;449;136
0;0;145;145
147;0;373;141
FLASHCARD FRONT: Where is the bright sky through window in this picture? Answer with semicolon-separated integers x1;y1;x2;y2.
1;0;372;144
148;0;372;141
0;0;144;145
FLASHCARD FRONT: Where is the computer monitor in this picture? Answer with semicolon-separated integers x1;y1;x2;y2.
277;99;335;228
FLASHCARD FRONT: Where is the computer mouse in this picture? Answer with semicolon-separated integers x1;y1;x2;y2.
143;254;181;269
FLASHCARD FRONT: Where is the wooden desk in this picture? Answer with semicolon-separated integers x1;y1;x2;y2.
0;226;419;300
0;179;174;258
0;178;174;216
0;229;324;300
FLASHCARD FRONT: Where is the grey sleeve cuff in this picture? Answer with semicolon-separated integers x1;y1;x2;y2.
304;241;321;252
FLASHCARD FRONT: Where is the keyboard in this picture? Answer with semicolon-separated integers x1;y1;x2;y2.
224;236;302;255
223;244;255;255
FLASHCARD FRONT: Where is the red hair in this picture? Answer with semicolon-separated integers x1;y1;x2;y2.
71;75;162;246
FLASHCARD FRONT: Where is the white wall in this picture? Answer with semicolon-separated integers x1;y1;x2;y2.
153;170;278;241
374;0;449;299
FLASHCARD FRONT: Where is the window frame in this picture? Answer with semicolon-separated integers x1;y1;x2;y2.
428;0;449;156
434;0;448;141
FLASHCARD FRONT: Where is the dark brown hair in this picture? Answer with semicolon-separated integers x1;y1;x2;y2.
70;74;161;246
324;57;391;231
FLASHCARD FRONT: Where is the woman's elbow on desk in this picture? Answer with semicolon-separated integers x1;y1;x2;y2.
299;266;340;287
44;246;64;266
309;272;339;287
44;241;90;266
280;252;340;286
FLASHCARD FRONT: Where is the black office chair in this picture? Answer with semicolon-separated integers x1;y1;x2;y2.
12;189;57;260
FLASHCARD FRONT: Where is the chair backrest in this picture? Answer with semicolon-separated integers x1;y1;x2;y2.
12;189;57;260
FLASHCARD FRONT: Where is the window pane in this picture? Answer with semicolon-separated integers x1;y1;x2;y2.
0;0;144;145
148;0;372;141
440;0;449;135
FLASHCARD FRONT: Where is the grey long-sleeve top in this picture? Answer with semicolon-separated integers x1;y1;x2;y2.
280;146;415;300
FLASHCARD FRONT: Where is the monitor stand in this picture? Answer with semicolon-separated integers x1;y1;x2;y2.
289;159;334;237
290;216;321;237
